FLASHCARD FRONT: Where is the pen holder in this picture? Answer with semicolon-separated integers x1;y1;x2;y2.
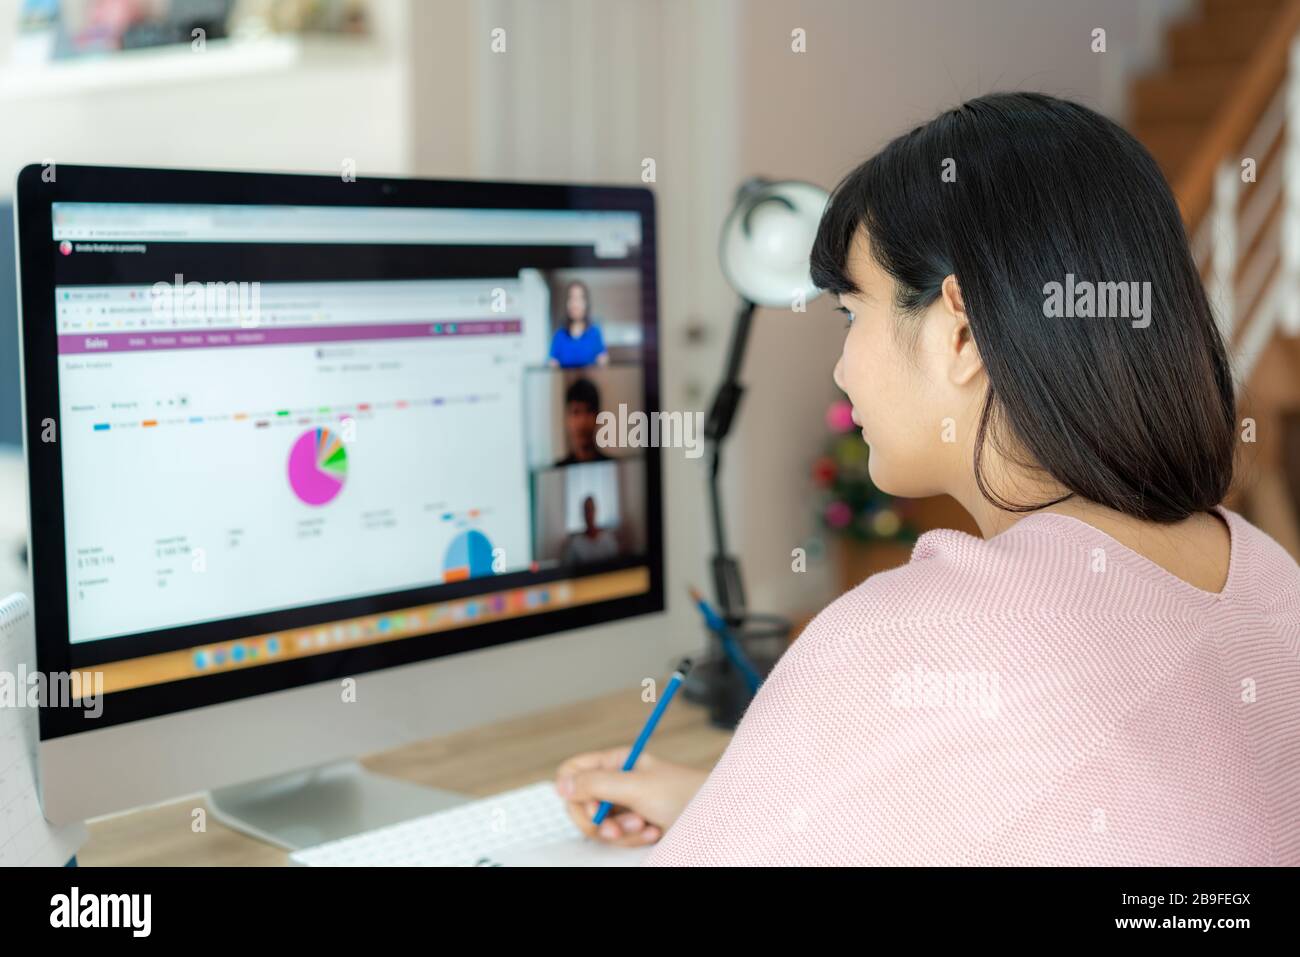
683;612;791;729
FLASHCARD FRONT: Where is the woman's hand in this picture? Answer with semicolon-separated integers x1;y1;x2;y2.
555;749;708;846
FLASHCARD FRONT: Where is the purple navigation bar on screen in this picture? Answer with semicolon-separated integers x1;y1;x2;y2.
57;319;522;355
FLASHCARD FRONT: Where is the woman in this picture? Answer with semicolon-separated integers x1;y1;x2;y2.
555;93;1300;865
548;280;609;367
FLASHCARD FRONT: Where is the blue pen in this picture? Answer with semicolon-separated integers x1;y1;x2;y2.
592;658;692;826
688;586;763;694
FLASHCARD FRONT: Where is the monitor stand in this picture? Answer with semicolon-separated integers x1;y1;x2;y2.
207;760;470;850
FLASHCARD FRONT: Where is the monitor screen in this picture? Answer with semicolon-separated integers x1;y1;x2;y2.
18;168;662;736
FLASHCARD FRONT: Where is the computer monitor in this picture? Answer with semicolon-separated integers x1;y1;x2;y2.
16;165;663;837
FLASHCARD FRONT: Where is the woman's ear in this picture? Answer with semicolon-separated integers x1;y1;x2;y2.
941;274;983;387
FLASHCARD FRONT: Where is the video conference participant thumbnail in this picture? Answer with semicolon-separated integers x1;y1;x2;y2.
523;364;644;469
532;459;647;570
556;377;609;466
548;279;608;368
543;268;642;368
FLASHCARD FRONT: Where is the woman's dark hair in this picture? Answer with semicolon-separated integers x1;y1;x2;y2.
563;280;592;329
811;91;1236;523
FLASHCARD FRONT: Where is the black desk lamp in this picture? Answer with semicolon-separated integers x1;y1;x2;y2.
688;177;828;725
706;177;829;621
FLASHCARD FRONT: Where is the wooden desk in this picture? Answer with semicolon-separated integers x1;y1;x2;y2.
78;687;734;866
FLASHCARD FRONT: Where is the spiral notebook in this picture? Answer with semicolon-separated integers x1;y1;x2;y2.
0;593;87;866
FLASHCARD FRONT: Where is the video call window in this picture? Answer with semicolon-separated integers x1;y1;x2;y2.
521;263;648;574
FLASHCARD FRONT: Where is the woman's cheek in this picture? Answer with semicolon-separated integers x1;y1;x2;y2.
840;329;870;402
849;344;884;424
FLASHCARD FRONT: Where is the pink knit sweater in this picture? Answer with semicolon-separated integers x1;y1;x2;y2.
648;508;1300;866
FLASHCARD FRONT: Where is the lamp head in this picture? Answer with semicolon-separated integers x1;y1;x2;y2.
719;177;830;308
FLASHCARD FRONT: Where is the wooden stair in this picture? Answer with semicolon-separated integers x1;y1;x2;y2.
1133;0;1286;182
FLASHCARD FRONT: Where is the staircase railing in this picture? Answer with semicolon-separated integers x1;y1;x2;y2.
1178;0;1300;555
1183;0;1300;381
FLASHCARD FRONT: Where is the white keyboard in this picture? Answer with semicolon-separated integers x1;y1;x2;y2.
289;781;583;867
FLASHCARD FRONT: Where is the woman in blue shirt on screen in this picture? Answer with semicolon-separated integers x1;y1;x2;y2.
548;280;610;368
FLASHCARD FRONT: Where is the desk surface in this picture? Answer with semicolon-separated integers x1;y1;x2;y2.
78;687;734;866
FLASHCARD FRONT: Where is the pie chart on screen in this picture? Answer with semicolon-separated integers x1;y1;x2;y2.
444;529;495;582
288;427;348;505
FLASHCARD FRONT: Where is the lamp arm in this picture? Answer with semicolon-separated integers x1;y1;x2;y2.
703;298;757;621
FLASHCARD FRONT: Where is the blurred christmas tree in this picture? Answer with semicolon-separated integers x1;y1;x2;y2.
812;399;917;544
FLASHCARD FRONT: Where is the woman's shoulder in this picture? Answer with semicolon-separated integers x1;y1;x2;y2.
815;516;1105;634
1219;507;1300;618
803;506;1300;653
